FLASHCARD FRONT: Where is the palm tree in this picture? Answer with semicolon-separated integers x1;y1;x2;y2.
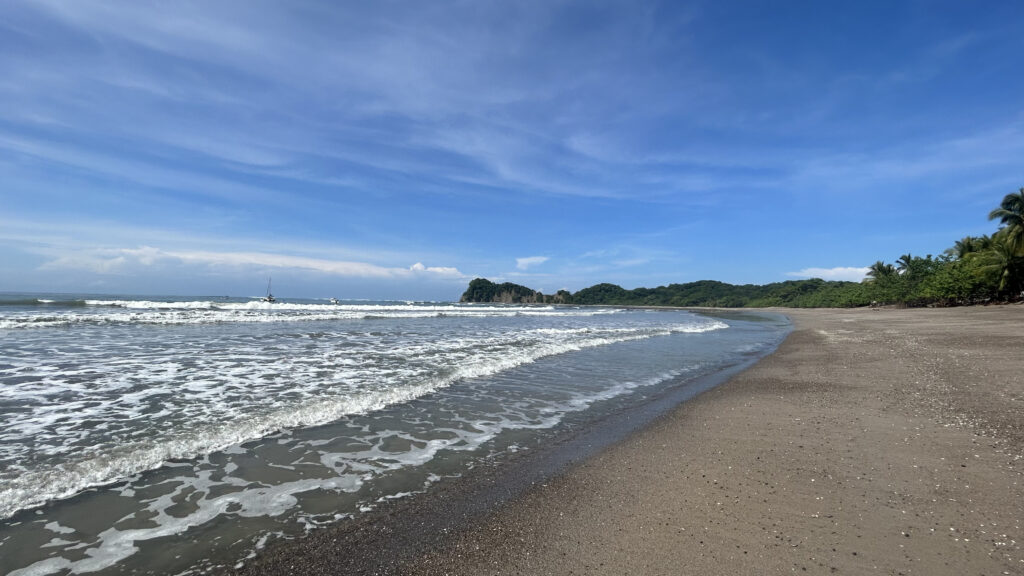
865;261;896;282
896;253;913;274
978;237;1024;295
952;234;995;259
988;188;1024;256
948;240;967;259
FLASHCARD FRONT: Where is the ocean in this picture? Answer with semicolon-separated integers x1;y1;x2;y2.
0;293;789;575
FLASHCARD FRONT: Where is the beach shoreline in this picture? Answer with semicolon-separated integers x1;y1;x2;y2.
234;306;1023;575
229;311;789;576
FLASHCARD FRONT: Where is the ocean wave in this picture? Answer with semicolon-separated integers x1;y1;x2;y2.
84;300;565;312
0;318;726;520
0;298;87;307
0;305;624;330
85;299;218;309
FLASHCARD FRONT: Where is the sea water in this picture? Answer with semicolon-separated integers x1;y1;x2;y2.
0;293;789;574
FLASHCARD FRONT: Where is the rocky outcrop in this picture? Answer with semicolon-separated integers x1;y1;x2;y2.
460;278;571;304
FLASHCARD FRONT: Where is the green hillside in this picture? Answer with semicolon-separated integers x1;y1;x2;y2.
462;189;1024;308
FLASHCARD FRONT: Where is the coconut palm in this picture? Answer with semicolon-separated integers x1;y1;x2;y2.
865;261;896;282
977;238;1024;295
988;188;1024;256
949;238;974;259
952;234;994;259
896;253;913;274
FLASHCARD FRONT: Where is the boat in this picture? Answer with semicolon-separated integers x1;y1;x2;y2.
329;297;339;305
261;277;276;303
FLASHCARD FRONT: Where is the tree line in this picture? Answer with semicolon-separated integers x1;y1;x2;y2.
461;189;1024;308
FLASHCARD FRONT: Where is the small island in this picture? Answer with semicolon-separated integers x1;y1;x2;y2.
460;278;572;304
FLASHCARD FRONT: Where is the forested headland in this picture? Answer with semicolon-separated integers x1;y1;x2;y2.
461;189;1024;308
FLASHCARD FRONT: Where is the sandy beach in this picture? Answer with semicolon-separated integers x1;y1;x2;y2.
238;306;1023;575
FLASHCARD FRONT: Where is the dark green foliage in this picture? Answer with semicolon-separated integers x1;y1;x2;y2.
462;189;1024;308
916;256;995;305
859;187;1024;306
461;278;542;303
459;278;570;304
571;283;631;305
464;277;872;308
976;239;1024;295
988;187;1024;256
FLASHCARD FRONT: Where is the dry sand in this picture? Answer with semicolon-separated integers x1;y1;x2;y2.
406;306;1024;575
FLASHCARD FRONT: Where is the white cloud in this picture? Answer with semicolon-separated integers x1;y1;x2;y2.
786;267;870;282
515;256;549;270
39;246;465;279
409;262;461;276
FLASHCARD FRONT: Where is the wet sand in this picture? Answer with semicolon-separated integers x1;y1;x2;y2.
238;306;1024;575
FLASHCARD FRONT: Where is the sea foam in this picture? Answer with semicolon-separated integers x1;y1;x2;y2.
0;300;776;576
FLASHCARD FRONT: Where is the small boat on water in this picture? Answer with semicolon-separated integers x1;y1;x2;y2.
329;297;340;305
261;278;276;303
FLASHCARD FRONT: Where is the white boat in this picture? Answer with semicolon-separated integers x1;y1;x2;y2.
261;278;276;303
329;297;340;305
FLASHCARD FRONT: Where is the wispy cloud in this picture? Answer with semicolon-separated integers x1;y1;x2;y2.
39;246;465;279
1;217;467;283
787;267;870;282
0;213;451;266
2;1;1021;297
515;256;549;270
0;134;285;204
3;1;713;202
790;121;1024;193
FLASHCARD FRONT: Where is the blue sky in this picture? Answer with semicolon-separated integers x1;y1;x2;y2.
1;1;1022;300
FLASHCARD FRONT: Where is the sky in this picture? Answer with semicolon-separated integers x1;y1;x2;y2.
1;0;1022;301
